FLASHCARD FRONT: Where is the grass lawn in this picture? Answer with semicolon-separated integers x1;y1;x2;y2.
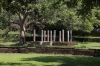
51;42;100;49
73;36;100;38
0;42;19;47
0;53;100;66
71;42;100;49
0;42;100;49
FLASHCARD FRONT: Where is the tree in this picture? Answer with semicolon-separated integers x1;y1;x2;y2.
0;0;49;44
64;0;100;16
65;0;100;32
47;0;79;42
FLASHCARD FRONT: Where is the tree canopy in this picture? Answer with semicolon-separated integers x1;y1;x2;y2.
66;0;100;15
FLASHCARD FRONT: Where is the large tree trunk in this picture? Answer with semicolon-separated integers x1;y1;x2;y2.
17;11;32;44
20;22;26;44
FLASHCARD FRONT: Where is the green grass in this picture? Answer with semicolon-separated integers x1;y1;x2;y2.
0;42;40;47
71;42;100;49
0;53;100;66
0;42;19;47
0;42;100;49
51;42;100;49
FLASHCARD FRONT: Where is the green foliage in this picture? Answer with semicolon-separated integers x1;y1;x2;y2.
1;0;100;33
67;0;100;16
0;9;9;30
1;0;37;14
92;9;100;27
43;1;80;31
79;19;94;32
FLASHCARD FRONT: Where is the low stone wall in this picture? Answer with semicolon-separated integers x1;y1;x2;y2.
0;47;100;56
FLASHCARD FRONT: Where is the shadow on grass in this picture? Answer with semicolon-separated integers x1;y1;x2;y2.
0;44;5;47
10;43;25;47
22;56;100;66
0;62;35;66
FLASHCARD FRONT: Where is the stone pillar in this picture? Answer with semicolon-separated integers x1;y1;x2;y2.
70;30;72;42
41;30;43;42
67;31;69;42
44;30;46;41
33;29;36;42
53;30;56;42
47;30;49;41
62;29;64;42
40;30;43;45
50;30;52;46
59;31;61;42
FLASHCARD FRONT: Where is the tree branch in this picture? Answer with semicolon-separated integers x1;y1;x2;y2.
22;10;33;23
17;12;23;22
25;21;43;29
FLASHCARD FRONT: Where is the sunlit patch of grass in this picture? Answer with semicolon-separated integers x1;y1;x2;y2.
0;42;39;47
0;42;18;47
73;36;100;38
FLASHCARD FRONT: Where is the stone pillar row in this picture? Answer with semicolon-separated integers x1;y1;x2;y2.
33;29;72;42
